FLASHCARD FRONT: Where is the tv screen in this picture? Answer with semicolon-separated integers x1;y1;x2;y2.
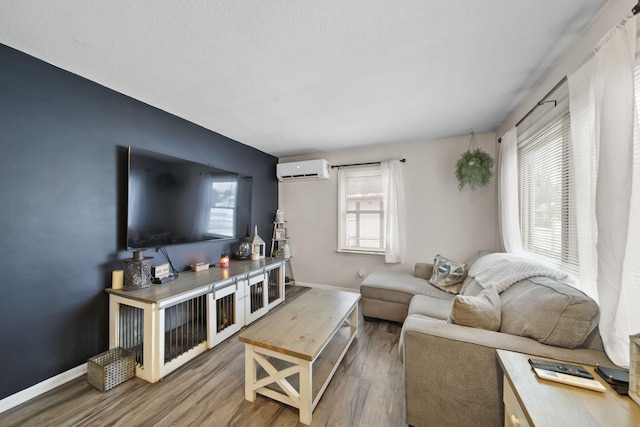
126;147;252;249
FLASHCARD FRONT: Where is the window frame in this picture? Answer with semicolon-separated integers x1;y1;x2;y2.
337;165;385;255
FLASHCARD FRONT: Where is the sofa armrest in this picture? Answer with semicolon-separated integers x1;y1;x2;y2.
414;263;433;280
402;316;613;427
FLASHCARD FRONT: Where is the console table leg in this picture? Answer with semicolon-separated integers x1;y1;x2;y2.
244;345;257;402
351;305;359;338
299;361;312;425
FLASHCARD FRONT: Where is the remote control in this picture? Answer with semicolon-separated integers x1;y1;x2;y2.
533;368;606;392
528;358;594;379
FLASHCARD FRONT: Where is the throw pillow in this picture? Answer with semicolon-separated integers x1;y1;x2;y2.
448;286;501;331
429;254;468;294
499;277;599;348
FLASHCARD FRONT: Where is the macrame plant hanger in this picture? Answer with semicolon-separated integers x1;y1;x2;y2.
467;131;479;154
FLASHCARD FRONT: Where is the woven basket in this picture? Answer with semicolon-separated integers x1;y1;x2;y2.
87;347;135;392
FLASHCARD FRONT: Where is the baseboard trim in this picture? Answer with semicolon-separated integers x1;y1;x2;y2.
294;281;360;294
0;363;87;414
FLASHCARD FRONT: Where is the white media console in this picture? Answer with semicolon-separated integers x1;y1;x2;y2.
106;258;286;383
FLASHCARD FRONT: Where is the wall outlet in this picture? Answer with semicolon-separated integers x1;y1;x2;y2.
358;269;365;278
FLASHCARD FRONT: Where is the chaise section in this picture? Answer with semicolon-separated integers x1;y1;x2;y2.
360;251;492;323
360;270;454;322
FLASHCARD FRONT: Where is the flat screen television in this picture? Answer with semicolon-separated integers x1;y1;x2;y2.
126;147;252;250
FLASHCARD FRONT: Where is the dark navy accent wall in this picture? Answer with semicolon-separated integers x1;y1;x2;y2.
0;44;278;400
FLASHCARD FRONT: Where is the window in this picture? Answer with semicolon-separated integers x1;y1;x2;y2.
518;112;579;273
338;166;385;253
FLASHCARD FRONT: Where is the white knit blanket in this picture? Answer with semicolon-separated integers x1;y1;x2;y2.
468;253;567;293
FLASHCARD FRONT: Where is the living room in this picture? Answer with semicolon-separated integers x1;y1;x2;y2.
1;1;640;426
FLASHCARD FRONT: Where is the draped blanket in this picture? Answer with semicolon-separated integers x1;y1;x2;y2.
468;253;568;293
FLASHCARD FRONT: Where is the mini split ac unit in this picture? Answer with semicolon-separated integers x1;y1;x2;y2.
276;159;330;182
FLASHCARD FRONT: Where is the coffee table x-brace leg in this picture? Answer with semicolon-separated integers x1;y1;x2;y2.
245;345;313;424
240;290;360;425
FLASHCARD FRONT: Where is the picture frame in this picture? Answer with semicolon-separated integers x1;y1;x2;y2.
275;229;286;239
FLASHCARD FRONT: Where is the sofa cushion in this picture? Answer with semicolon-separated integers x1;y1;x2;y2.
429;255;468;294
499;277;600;349
460;278;484;297
448;287;501;331
465;249;493;269
408;295;454;320
458;250;494;296
361;271;455;305
414;263;434;280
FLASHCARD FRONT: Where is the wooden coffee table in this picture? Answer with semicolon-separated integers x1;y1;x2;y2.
238;287;360;425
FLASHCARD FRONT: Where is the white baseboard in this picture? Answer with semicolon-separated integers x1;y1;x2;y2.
0;363;87;414
294;281;360;294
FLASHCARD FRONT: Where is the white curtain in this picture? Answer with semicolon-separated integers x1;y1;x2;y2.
568;16;640;367
498;126;522;253
381;160;406;264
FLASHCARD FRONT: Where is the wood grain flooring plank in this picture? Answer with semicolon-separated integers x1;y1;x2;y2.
0;286;407;427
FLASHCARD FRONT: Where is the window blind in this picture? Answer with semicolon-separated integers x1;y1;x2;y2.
518;111;579;273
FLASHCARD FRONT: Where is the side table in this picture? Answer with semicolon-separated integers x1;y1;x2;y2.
497;349;640;427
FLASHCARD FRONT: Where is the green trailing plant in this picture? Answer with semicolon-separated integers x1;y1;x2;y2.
455;132;494;191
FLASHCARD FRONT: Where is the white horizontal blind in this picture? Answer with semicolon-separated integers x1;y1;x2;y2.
337;166;384;253
518;112;579;273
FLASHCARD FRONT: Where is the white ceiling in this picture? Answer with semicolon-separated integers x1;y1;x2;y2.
0;1;608;157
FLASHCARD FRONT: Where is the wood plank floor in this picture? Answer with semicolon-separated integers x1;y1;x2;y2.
0;286;406;427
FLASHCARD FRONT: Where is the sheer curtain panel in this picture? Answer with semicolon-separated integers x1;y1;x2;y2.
498;127;522;253
568;16;640;367
381;160;406;264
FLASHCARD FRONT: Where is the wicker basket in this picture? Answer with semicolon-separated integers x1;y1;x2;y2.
87;347;135;392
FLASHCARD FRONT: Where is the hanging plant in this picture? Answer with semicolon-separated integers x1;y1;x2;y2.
455;132;494;191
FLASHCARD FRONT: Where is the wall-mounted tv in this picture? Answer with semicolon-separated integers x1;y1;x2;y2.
126;147;252;250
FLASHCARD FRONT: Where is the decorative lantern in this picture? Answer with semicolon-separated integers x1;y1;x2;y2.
123;250;153;290
248;225;266;260
235;241;252;260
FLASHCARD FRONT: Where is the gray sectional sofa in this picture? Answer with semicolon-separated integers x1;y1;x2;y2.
360;251;615;427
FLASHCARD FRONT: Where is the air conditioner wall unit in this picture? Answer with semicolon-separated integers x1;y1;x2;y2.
276;159;330;182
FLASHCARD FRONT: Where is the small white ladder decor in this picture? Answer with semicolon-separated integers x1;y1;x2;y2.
270;210;295;285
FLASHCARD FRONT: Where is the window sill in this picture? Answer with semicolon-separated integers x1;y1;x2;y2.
337;249;385;256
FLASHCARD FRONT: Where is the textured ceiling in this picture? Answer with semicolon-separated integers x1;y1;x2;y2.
0;1;608;157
